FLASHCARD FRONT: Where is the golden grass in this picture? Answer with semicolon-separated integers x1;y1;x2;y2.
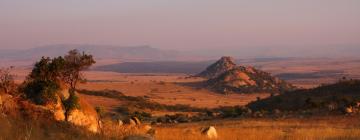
154;117;360;140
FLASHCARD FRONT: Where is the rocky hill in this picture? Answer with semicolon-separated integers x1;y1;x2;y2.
200;56;294;94
197;56;237;79
206;66;293;94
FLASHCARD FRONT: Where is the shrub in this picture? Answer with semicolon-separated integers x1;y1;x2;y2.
63;90;80;119
23;80;59;105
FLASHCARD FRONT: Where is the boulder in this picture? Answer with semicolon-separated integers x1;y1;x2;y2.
117;119;124;126
124;118;137;126
201;126;218;139
345;107;353;114
131;116;141;125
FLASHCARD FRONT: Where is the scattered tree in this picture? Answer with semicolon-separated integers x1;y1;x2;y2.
22;50;95;106
62;49;96;91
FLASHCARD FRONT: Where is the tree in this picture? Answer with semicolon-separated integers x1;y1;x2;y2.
22;50;95;109
62;49;96;90
0;67;16;94
23;57;64;105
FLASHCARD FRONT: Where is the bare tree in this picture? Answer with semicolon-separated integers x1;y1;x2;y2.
0;66;16;94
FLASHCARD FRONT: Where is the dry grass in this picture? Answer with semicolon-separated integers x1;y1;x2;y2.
78;72;270;109
154;117;360;140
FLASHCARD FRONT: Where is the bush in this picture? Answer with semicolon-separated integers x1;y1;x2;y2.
63;90;80;118
23;80;59;105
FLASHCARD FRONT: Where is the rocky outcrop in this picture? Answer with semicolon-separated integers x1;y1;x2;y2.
40;88;100;133
207;66;293;94
197;56;236;79
67;95;99;133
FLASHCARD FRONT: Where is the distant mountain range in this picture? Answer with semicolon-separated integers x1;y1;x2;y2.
0;44;182;61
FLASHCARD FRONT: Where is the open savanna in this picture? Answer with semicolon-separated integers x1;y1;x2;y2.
155;116;360;140
78;71;270;110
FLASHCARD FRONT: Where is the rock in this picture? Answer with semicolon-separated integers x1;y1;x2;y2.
345;107;353;114
201;126;218;139
66;94;99;133
117;119;124;126
123;135;155;140
67;109;99;132
131;116;141;125
124;118;137;126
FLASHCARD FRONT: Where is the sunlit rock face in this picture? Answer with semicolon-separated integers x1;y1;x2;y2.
67;109;98;132
44;88;99;133
67;93;99;132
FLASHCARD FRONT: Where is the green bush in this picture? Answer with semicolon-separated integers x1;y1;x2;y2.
23;80;59;105
63;90;80;112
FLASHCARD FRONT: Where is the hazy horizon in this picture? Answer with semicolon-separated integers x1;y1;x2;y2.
1;0;360;57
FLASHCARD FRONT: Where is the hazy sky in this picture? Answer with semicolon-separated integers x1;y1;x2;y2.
1;0;359;52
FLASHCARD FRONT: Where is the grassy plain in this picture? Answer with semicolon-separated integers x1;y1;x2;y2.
155;116;360;140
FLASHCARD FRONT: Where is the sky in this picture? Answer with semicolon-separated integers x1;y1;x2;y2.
0;0;359;56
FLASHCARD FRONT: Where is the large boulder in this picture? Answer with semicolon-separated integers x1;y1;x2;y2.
201;126;218;139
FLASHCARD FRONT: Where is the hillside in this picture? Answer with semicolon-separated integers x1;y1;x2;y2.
247;80;360;114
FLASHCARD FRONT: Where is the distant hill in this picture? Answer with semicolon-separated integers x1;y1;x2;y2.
247;80;360;113
197;56;294;94
206;66;294;94
0;44;181;61
197;56;236;79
